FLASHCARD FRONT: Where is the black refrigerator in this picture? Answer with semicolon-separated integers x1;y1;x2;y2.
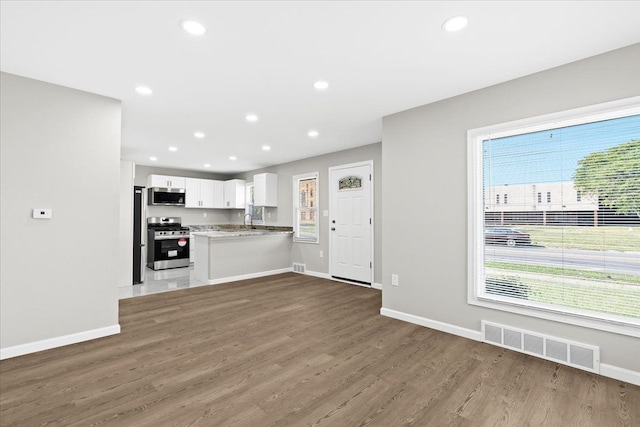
133;186;146;284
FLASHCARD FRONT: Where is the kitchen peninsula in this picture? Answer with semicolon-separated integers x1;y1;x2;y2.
193;226;293;285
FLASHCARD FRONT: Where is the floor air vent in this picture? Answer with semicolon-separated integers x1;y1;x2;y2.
481;321;599;373
292;263;306;273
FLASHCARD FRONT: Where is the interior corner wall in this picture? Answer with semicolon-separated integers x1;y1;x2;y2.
0;72;121;355
235;143;382;283
381;44;640;371
119;160;135;287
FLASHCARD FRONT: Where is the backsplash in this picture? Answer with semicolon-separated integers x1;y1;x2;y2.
145;205;232;225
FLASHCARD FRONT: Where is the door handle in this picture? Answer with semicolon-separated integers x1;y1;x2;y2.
331;227;335;231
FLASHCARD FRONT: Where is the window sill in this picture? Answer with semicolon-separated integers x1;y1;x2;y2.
293;238;319;244
468;296;640;338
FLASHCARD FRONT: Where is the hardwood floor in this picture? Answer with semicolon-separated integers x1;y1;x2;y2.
1;273;638;426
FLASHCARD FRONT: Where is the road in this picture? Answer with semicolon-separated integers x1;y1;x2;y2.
484;245;640;276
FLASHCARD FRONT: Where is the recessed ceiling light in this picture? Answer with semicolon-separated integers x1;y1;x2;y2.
308;130;319;138
442;16;468;32
204;163;210;168
135;86;153;95
168;146;178;152
262;145;271;151
194;132;205;139
229;156;237;160
246;114;258;122
149;156;158;161
313;81;329;90
181;20;206;36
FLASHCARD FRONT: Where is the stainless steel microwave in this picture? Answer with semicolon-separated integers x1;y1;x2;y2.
147;187;186;206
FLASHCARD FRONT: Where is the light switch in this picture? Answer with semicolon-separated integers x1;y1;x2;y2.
391;274;399;287
33;208;52;219
323;210;329;217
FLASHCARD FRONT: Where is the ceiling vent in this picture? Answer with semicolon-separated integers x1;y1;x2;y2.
482;321;599;373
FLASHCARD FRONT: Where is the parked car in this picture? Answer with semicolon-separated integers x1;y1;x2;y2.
484;228;531;247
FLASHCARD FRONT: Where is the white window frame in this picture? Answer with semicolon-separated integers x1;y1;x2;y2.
245;182;264;225
467;96;640;338
293;171;319;244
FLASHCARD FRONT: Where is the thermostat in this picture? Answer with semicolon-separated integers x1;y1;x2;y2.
33;208;52;219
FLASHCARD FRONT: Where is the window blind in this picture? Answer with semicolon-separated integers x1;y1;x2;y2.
476;112;640;326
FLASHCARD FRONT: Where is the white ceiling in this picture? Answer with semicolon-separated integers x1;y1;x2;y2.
2;1;639;174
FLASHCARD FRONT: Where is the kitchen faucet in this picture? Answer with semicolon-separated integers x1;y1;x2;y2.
244;213;253;229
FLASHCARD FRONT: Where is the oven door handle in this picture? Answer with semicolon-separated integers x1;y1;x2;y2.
153;235;190;241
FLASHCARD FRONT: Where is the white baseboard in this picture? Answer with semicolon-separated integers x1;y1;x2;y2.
600;363;640;386
372;283;382;290
380;307;640;386
206;267;293;285
380;307;483;341
303;270;331;280
0;324;121;360
304;270;377;289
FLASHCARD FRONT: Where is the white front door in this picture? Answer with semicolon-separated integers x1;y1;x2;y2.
329;161;373;285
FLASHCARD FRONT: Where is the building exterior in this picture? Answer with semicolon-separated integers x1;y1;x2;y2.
484;181;601;226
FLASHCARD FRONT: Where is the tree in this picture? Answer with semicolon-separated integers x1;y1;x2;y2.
573;140;640;218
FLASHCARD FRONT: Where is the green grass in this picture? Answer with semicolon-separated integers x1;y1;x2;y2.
485;261;640;285
485;272;640;318
484;225;640;317
515;225;640;252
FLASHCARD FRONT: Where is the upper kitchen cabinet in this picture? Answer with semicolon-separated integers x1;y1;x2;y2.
212;180;224;208
185;178;224;209
254;173;278;207
224;179;246;209
148;174;186;189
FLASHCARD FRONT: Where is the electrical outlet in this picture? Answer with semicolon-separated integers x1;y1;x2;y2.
203;212;207;218
238;212;241;217
319;250;324;258
268;211;271;218
391;274;399;287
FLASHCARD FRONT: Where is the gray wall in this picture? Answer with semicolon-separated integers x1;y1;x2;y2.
381;44;640;371
235;143;382;283
134;165;232;226
0;72;121;349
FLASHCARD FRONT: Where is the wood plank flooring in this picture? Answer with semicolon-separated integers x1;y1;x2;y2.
1;273;638;426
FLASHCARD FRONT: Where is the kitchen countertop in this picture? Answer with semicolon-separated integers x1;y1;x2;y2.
188;224;293;233
192;229;293;239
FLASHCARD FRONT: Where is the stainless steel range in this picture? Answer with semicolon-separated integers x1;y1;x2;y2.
146;217;190;270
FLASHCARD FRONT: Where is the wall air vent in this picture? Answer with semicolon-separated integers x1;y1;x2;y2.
481;321;600;374
292;263;306;273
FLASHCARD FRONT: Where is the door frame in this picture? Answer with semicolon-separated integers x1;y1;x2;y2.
328;160;374;286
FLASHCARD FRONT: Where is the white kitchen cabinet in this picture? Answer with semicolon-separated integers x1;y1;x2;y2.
224;179;246;209
186;178;221;208
148;174;186;189
212;180;225;208
254;173;278;207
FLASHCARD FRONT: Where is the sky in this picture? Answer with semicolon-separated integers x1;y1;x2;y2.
483;114;640;187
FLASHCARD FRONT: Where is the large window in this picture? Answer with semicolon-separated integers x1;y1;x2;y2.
293;172;319;243
468;98;640;336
